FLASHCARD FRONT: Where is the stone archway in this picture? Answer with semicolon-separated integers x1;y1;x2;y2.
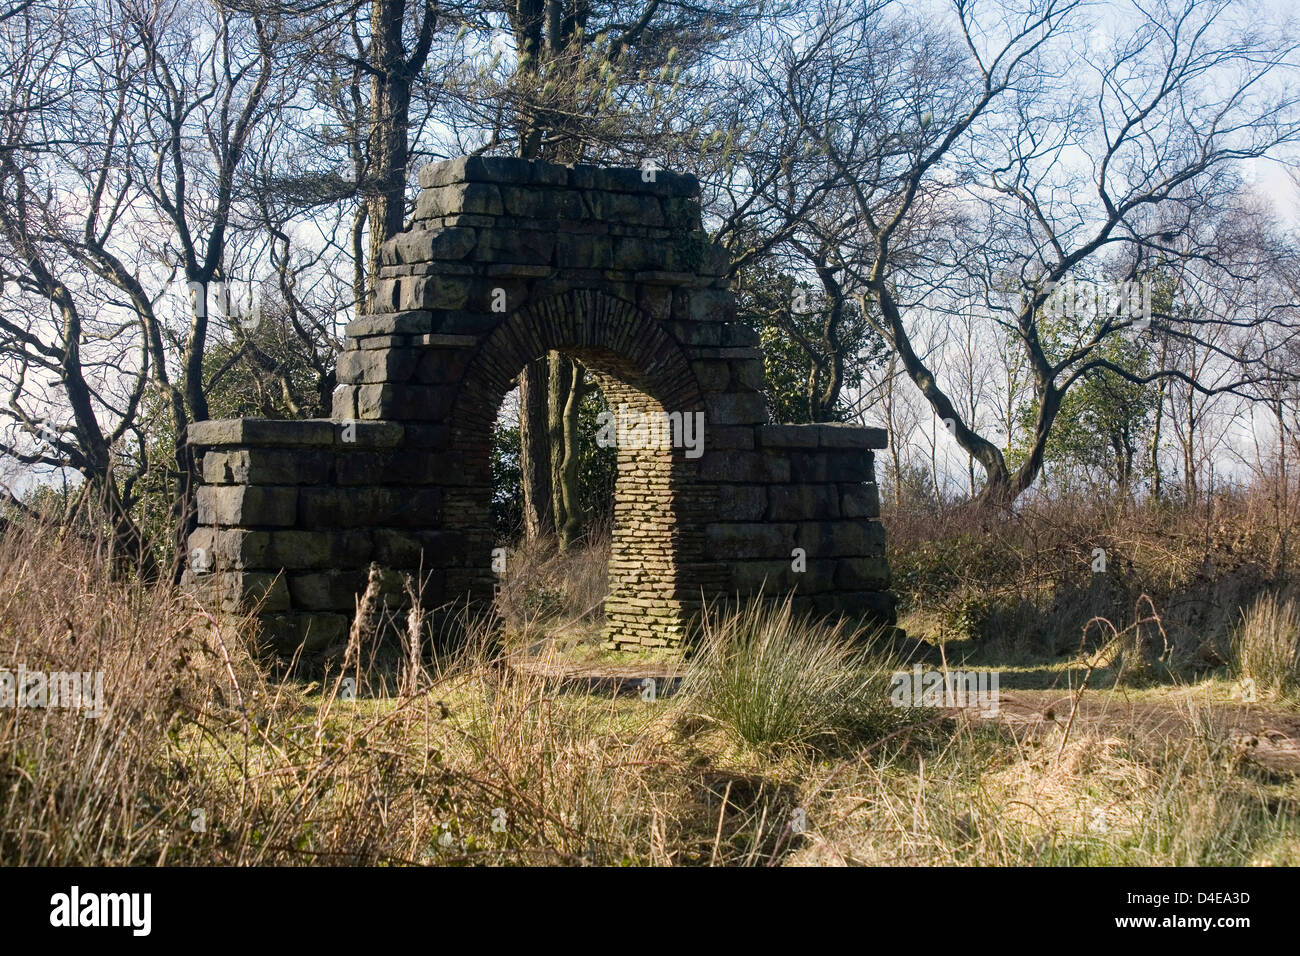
185;155;894;656
446;288;713;647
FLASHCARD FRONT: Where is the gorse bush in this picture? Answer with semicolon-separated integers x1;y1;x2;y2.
1232;592;1300;699
682;594;919;754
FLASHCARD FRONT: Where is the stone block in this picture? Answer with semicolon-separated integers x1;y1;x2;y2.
789;450;873;483
197;485;297;527
767;485;839;521
704;522;793;559
703;426;755;451
258;612;350;657
814;423;888;449
687;289;736;323
419;156;568;188
839;483;881;519
499;185;584;219
266;529;371;570
699;450;789;483
297;487;443;527
794;520;886;558
188;418;336;449
716;485;766;521
757;424;819;449
473;226;555;264
355;383;455;420
690;359;730;392
391;226;477;263
336;347;421;385
833;556;891;591
186;527;270;571
288;570;371;611
554;232;615;269
202;448;332;486
704;392;767;425
192;571;290;614
402;274;470;311
345;311;434;337
415;183;504;218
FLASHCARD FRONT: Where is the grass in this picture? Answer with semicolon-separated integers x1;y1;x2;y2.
680;593;922;754
1232;592;1300;700
1;509;1298;866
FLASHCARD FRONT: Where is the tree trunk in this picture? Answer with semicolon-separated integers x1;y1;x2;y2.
1150;379;1165;500
557;362;586;550
365;0;415;285
548;351;574;546
519;357;554;540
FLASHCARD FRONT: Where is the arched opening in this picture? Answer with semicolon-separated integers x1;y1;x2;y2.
443;290;714;649
488;367;617;642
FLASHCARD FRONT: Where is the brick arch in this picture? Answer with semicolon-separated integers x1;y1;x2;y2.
445;289;713;647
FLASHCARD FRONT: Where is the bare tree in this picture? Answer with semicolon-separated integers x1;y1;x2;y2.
740;0;1300;505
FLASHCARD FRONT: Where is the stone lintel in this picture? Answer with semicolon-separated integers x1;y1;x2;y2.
417;156;699;198
757;423;889;450
188;418;405;450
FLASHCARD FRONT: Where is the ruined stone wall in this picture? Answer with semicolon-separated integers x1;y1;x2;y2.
185;156;893;655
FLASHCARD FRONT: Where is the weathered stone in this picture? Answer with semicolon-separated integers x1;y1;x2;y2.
840;483;881;519
716;486;766;521
345;311;434;337
186;527;270;571
297;486;442;527
202;449;332;485
415;183;503;218
188;418;336;449
767;485;839;521
259;612;349;656
789;450;874;483
393;227;478;263
705;392;767;425
197;486;297;527
795;520;886;557
698;451;789;483
419;156;568;189
288;570;372;611
192;571;290;613
815;423;889;449
758;424;819;449
688;289;735;323
704;523;793;559
499;185;584;219
833;556;891;591
473;227;555;264
355;383;455;420
402;275;470;311
336;347;421;385
185;153;896;656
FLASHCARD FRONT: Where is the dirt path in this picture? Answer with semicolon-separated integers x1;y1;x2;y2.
981;689;1300;776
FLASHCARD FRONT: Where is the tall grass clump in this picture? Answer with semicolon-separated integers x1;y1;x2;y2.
682;595;917;754
1231;592;1300;698
0;518;261;865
